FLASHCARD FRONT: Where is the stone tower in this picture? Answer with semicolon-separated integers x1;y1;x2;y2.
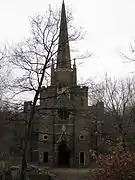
27;1;104;168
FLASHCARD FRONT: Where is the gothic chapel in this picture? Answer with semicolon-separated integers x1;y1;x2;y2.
24;1;104;168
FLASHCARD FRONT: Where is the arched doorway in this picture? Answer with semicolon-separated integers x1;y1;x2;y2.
58;140;71;167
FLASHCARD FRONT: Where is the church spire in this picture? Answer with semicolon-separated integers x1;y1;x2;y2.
56;0;71;69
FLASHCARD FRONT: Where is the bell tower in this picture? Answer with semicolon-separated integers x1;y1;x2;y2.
32;0;93;169
51;0;77;88
57;0;71;69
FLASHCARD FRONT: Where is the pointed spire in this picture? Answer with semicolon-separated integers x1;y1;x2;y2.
73;58;76;68
73;58;77;84
56;1;71;69
51;58;54;69
51;58;55;85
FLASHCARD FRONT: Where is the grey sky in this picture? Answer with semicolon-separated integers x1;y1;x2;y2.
0;0;135;81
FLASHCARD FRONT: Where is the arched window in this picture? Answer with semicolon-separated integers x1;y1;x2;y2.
79;152;85;166
57;107;70;120
43;152;48;163
58;84;62;91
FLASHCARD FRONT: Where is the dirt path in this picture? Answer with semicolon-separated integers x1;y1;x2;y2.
49;168;90;180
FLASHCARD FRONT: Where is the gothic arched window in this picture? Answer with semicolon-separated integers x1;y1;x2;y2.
79;152;85;166
58;84;62;91
57;107;70;120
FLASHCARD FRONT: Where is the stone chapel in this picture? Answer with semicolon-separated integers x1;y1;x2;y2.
24;1;104;168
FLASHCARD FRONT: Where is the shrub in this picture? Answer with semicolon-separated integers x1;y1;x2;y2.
91;142;135;180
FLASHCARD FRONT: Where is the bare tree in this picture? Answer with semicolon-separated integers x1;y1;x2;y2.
0;49;12;109
89;75;135;148
5;4;82;180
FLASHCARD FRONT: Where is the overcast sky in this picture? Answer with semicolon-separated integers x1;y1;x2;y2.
0;0;135;81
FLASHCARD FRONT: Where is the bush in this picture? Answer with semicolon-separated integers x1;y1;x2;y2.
91;142;135;180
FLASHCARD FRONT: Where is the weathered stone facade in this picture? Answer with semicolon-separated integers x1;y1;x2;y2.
24;1;104;168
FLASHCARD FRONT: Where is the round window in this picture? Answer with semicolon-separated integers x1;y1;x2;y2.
79;135;84;140
44;135;48;140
